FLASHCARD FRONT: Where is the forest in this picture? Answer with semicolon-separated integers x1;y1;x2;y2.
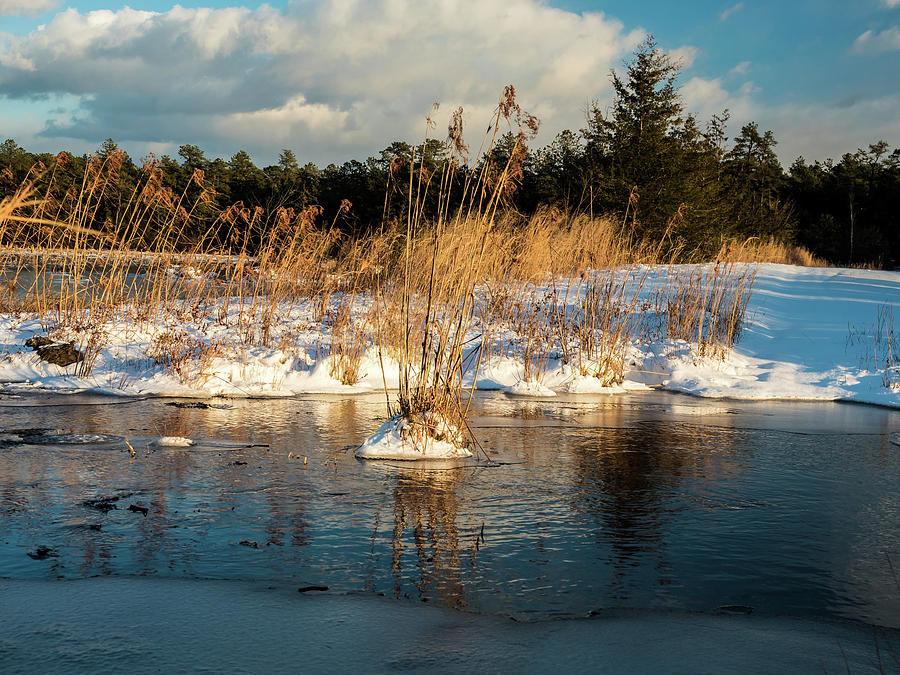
1;38;897;267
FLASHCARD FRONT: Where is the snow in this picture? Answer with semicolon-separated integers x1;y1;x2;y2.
0;263;898;409
355;414;473;460
0;578;895;673
508;379;557;397
149;436;195;447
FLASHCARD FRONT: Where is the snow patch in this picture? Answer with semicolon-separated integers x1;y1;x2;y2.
507;380;557;397
150;436;195;448
0;264;899;408
565;375;626;394
355;414;473;460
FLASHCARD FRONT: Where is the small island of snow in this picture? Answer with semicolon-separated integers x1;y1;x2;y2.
355;414;473;460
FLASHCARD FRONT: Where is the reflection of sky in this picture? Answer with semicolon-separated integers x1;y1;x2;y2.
1;391;899;628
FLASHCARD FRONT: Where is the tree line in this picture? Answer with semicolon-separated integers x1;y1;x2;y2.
1;37;897;266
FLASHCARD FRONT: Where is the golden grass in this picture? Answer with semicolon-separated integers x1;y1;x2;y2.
714;237;826;268
0;87;829;410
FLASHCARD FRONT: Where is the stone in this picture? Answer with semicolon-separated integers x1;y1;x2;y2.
36;342;83;367
24;335;53;350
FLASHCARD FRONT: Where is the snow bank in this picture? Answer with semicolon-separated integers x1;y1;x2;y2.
508;379;557;397
355;413;473;460
652;264;900;407
1;264;898;408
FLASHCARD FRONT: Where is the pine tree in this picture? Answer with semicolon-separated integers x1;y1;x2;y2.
583;36;724;250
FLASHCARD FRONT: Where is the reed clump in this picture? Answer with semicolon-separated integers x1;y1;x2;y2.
575;270;648;385
715;237;825;268
327;296;369;386
663;261;757;358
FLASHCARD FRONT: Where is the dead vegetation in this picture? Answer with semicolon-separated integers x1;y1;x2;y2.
0;87;799;443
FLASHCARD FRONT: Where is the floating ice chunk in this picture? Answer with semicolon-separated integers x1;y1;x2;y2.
150;436;196;448
355;414;472;460
507;380;557;397
564;375;626;394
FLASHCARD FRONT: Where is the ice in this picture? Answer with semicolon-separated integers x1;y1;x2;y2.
0;578;895;673
507;379;557;397
149;436;195;447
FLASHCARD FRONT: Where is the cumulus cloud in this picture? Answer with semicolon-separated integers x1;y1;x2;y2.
680;75;900;164
884;0;900;8
764;93;900;162
719;3;744;22
0;0;59;16
668;46;700;69
852;26;900;53
729;61;750;76
0;2;646;164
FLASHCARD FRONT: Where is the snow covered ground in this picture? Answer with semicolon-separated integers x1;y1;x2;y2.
0;263;898;408
0;578;895;673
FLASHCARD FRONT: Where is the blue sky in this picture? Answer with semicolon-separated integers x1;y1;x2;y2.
1;0;898;166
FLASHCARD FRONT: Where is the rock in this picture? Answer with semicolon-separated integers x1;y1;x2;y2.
36;342;83;367
25;335;54;350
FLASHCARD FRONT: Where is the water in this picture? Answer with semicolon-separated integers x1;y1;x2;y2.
1;390;899;629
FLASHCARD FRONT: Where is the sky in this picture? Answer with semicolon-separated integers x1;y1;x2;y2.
0;0;898;167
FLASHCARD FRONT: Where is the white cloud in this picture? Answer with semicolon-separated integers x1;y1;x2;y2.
729;61;750;76
719;3;744;22
680;76;755;122
764;94;900;162
669;46;700;69
884;0;900;8
0;0;59;16
679;75;900;164
852;26;900;53
0;2;647;164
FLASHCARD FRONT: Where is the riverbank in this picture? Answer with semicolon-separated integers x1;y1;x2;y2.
0;263;897;407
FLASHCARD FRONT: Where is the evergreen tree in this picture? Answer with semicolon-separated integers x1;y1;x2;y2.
583;36;727;251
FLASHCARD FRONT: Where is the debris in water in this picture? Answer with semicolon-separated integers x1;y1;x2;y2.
714;605;754;615
83;499;118;513
83;493;133;512
27;546;58;560
297;586;328;593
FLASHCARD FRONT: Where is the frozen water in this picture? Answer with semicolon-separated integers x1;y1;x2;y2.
0;578;895;673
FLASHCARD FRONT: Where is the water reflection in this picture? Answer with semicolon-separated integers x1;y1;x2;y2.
0;391;899;629
568;420;747;601
390;467;469;608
